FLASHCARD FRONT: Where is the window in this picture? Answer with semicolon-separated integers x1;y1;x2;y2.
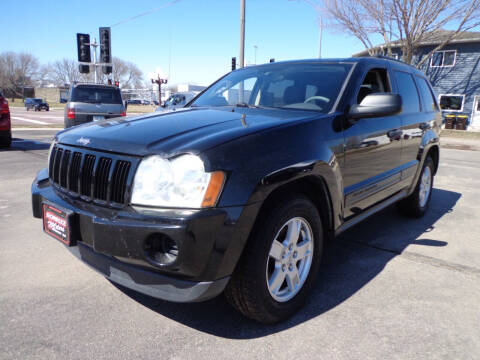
415;77;438;112
357;68;391;104
430;50;456;68
439;94;465;112
71;86;122;104
192;63;353;113
394;71;420;113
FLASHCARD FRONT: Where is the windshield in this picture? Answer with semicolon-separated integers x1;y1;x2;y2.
32;98;43;103
191;62;352;113
71;86;122;104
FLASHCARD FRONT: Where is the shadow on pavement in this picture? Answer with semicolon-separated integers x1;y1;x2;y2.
0;138;51;152
113;188;461;339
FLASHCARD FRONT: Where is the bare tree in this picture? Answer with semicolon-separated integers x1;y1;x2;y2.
0;52;40;98
110;57;143;89
45;58;82;87
306;0;480;66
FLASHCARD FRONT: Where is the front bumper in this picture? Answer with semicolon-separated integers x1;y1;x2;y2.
32;168;260;302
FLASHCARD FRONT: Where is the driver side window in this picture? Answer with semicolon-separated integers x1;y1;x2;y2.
357;68;391;104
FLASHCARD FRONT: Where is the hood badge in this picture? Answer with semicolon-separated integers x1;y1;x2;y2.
77;137;91;146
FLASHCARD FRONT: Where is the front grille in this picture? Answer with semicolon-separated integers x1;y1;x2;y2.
49;144;136;207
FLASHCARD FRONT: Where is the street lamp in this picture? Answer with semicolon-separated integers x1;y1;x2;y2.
151;76;168;106
254;45;258;64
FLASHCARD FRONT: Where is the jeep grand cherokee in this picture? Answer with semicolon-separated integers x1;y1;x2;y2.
32;58;441;323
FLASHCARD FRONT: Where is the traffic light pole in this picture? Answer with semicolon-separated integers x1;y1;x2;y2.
91;38;99;84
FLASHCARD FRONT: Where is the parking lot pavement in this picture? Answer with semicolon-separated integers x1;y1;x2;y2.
1;130;479;360
9;107;147;128
10;107;65;126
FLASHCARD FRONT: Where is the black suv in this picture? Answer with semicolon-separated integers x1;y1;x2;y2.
32;58;441;323
25;98;49;111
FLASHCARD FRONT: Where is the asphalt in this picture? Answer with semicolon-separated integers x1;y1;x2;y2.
1;130;479;359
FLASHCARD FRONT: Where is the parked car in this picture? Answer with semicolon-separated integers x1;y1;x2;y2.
32;58;441;323
126;99;142;105
64;83;126;128
25;98;49;111
0;91;11;148
155;92;196;112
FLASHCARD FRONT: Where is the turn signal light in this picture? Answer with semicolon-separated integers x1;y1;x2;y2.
202;171;225;207
120;111;126;117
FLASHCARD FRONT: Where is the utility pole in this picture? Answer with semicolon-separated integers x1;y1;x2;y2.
318;16;322;58
239;0;245;68
239;0;246;103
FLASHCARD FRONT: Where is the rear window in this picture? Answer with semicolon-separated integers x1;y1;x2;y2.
71;86;122;104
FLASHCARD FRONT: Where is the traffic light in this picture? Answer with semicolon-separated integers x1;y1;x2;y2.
76;33;91;73
100;27;112;74
231;57;236;71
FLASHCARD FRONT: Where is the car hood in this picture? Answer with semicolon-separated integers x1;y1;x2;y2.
56;107;324;157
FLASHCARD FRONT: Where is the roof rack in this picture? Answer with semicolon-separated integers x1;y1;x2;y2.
372;55;411;66
72;81;114;86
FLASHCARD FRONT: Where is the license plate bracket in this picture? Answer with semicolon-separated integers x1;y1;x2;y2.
42;202;76;246
93;115;104;122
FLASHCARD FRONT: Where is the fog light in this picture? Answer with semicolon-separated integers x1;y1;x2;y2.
144;234;178;266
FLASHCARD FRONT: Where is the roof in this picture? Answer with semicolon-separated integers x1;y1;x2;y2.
353;30;480;57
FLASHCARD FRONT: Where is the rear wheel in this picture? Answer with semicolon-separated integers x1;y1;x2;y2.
397;156;434;218
0;133;12;148
225;195;323;324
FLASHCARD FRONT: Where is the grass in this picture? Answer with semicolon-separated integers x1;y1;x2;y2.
126;105;156;114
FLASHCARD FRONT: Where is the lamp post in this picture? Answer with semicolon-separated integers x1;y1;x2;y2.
254;45;258;64
151;76;168;106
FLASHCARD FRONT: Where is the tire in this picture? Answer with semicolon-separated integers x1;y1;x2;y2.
225;195;323;324
26;107;29;111
397;156;434;218
0;134;12;148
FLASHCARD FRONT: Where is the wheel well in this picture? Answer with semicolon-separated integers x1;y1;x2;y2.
426;145;439;174
255;176;334;236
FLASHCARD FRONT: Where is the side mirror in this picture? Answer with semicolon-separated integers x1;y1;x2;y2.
349;93;402;119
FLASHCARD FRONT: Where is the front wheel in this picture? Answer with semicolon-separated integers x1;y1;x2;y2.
397;157;434;218
225;195;323;324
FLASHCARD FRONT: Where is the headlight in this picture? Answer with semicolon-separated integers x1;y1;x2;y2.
131;154;225;208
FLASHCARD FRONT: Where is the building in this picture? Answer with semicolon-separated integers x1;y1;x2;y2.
34;86;69;103
353;30;480;130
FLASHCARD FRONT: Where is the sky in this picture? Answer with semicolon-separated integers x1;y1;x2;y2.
2;0;368;86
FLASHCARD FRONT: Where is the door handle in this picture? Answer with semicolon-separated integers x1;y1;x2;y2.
387;129;402;141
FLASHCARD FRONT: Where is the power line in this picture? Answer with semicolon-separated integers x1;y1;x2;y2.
110;0;181;27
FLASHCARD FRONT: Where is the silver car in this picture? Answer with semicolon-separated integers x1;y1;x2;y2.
64;83;126;128
155;92;197;113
